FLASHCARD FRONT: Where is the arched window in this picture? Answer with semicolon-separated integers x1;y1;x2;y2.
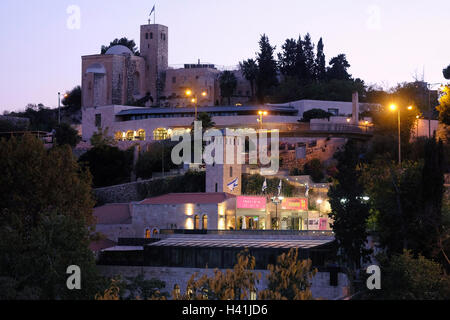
194;215;200;230
145;229;151;239
202;215;208;230
137;129;146;141
152;228;159;236
115;131;124;142
153;128;169;141
126;131;135;141
173;285;181;298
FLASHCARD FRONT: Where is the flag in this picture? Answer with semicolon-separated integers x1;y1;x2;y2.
278;180;282;196
262;179;268;193
150;5;155;16
227;178;239;192
305;183;310;197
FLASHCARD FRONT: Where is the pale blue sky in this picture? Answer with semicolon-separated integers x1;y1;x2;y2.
0;0;449;112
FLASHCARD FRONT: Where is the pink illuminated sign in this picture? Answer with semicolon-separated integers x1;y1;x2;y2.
237;196;267;209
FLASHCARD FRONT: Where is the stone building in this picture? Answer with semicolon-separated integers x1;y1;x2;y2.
81;22;251;110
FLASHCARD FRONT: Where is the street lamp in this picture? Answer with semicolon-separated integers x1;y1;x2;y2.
271;196;284;230
185;89;208;119
58;92;69;125
257;111;268;130
389;104;413;166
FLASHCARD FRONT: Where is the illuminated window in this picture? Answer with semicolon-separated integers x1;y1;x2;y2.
115;131;124;142
153;128;169;141
145;229;151;239
152;228;159;236
194;215;200;230
137;129;146;141
126;131;135;141
202;215;208;230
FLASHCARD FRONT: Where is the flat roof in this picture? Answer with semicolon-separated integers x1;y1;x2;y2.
146;237;333;250
116;105;298;117
140;193;236;205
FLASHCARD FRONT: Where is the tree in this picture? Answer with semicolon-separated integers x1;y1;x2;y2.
327;54;351;81
259;249;317;300
301;109;332;122
242;174;295;197
437;85;450;125
278;38;299;77
135;141;178;180
328;140;372;270
0;134;100;299
302;33;316;83
62;86;82;111
256;34;278;103
54;123;81;147
219;71;237;105
443;65;450;80
314;38;327;81
122;274;169;300
90;127;117;148
174;249;261;300
101;37;139;55
79;145;134;188
239;59;258;100
303;158;325;183
366;251;450;300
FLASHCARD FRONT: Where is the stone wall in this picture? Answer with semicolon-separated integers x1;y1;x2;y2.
97;265;350;300
94;179;153;205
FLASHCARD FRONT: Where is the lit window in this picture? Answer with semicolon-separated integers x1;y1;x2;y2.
114;132;124;142
137;129;146;141
153;128;169;141
126;131;134;141
145;229;151;239
194;215;200;230
202;215;208;230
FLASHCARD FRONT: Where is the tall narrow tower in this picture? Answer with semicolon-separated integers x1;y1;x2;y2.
140;23;169;102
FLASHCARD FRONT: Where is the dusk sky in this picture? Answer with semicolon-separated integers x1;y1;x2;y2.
1;0;449;113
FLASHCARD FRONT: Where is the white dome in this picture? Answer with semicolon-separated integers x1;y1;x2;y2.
105;45;133;55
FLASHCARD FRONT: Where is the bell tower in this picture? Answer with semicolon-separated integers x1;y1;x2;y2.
140;23;168;102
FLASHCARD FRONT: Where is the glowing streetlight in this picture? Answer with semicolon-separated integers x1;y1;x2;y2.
257;111;268;130
389;103;413;166
185;89;208;119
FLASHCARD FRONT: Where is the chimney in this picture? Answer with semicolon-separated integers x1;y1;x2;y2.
352;92;359;125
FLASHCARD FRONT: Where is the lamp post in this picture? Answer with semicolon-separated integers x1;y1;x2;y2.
390;104;413;166
185;89;208;119
271;196;284;230
257;111;268;130
58;92;69;125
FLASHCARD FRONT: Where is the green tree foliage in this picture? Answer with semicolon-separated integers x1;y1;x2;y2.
366;251;450;300
8;104;58;132
120;274;169;300
242;174;295;197
194;112;216;131
443;65;450;80
328;140;372;269
327;54;351;81
79;145;134;188
135;141;178;180
278;38;299;78
302;33;316;83
303;158;325;183
362;138;444;258
219;71;238;105
314;38;327;82
174;249;261;300
54;123;81;147
239;59;258;100
301;109;332;122
0;134;100;299
101;37;139;55
437;85;450;125
259;249;317;300
256;34;278;103
62;86;82;111
90;127;117;148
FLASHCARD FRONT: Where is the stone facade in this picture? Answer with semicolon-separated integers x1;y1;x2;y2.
97;265;350;300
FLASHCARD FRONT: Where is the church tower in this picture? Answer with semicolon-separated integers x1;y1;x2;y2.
140;23;169;102
206;133;243;196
